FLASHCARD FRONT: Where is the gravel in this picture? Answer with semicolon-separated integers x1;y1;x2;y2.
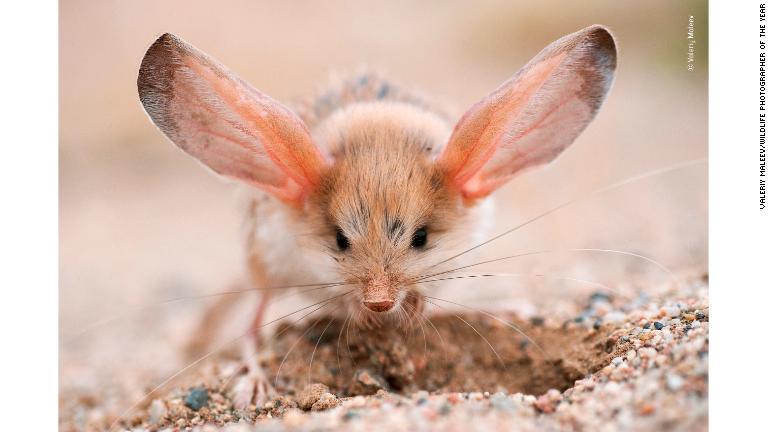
59;273;709;432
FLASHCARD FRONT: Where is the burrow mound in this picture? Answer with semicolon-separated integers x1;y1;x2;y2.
263;312;615;397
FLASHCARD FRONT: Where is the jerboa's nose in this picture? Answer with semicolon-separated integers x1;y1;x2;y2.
363;299;394;312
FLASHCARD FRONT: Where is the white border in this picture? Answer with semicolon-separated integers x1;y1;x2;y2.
710;0;768;430
0;0;58;429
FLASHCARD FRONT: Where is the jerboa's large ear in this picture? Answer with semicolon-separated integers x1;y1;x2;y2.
138;33;326;204
438;25;617;199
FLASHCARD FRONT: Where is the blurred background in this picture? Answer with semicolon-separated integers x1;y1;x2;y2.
60;0;707;418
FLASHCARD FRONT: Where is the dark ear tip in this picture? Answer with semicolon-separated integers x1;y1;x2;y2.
141;33;183;67
583;24;613;37
156;32;180;45
137;33;185;98
584;25;617;48
582;25;618;66
137;33;189;126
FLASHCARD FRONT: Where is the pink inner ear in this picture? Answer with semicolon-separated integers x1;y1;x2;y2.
472;92;586;191
440;53;566;198
182;56;325;200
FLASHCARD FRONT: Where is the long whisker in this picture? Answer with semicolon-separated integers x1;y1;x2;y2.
401;300;428;357
413;248;680;291
336;313;352;379
425;299;507;372
417;272;626;299
399;304;412;340
346;306;360;365
413;251;549;283
425;295;551;362
416;311;429;360
308;314;339;386
427;158;706;271
568;248;680;288
422;313;449;365
66;280;348;343
107;290;350;432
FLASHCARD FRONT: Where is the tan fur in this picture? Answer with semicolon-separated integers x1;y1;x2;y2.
137;27;617;407
242;81;482;322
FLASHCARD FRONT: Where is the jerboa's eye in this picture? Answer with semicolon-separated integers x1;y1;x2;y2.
411;227;427;248
336;229;350;251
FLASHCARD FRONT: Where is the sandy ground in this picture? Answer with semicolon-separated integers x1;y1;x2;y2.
60;270;707;431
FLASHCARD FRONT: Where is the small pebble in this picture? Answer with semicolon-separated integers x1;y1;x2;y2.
149;399;167;424
184;387;209;411
469;392;484;401
489;393;516;411
311;392;340;411
626;350;637;361
534;397;555;413
345;395;367;408
594;302;612;316
343;410;360;421
603;311;626;323
639;403;655;415
638;347;657;359
349;369;388;396
412;390;429;405
533;389;563;413
545;389;562;401
666;373;684;391
611;357;623;366
421;406;438;421
297;383;329;410
590;292;612;302
653;321;664;330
